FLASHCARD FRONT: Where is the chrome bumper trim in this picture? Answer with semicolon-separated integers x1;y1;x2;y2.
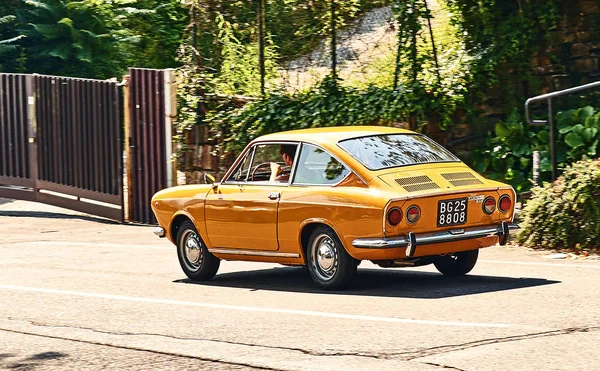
153;227;166;238
353;223;519;250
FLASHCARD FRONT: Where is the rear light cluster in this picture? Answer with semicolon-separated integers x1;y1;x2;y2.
483;197;496;214
387;208;403;226
482;195;512;214
387;194;513;226
386;205;421;226
406;206;421;223
498;195;512;212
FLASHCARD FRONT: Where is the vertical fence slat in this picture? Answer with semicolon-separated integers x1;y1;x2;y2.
21;75;30;179
147;72;156;219
15;76;24;178
102;82;110;194
72;79;80;188
140;69;149;222
83;80;91;190
38;77;46;181
7;76;15;177
26;75;35;183
0;75;6;176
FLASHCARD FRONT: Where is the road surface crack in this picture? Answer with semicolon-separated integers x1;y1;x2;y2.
422;362;466;371
12;318;384;359
401;326;600;361
0;323;284;370
8;318;600;363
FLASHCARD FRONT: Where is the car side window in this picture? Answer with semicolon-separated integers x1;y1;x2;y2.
248;143;297;183
227;147;254;182
228;143;298;183
292;144;350;185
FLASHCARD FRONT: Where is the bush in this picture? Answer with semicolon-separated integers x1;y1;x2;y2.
516;159;600;251
470;106;600;193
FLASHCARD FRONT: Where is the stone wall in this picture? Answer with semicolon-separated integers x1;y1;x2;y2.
179;125;235;185
537;0;600;91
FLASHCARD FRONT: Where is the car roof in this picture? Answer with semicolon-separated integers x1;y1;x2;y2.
254;126;415;146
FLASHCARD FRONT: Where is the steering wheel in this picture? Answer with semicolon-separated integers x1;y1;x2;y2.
250;162;289;181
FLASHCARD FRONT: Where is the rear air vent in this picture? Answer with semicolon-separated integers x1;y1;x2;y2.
394;175;440;192
441;172;484;187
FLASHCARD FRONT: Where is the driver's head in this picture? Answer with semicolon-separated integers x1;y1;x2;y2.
280;144;297;166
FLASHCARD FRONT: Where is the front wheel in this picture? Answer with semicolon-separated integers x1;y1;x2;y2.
306;227;357;290
176;221;220;281
433;249;479;276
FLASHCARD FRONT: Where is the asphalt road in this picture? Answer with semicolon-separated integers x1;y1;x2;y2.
1;199;599;371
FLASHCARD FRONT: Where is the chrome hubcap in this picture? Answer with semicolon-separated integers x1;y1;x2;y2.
311;234;338;281
317;243;335;271
182;231;203;270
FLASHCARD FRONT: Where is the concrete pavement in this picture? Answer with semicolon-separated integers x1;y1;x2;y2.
1;198;599;370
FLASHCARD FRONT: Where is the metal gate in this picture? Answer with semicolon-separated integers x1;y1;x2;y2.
125;68;174;224
0;73;124;221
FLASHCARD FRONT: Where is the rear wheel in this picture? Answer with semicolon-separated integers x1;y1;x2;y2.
434;249;479;276
306;226;357;290
176;221;220;281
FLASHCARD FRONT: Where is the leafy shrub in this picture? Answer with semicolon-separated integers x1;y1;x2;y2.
209;76;459;154
471;107;600;192
516;159;600;251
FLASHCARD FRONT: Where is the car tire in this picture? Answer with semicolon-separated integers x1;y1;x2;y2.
306;226;357;290
176;221;220;281
433;249;479;276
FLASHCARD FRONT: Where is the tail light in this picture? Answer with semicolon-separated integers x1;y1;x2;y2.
406;206;421;223
483;197;496;214
387;208;403;226
498;195;512;212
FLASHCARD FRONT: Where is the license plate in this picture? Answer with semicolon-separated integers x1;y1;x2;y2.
437;198;468;227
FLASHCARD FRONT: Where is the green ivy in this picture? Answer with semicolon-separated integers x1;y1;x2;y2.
209;76;441;154
445;0;559;108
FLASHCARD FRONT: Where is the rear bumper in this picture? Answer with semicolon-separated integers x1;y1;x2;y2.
352;222;518;256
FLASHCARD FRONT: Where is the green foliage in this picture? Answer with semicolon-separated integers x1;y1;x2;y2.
0;1;23;72
267;0;365;60
556;107;600;160
121;0;188;70
209;76;437;154
471;106;600;193
0;0;187;78
213;13;280;96
392;0;429;84
517;159;600;251
445;0;559;108
12;0;124;78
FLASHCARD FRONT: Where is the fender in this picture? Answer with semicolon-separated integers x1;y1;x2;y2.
298;218;347;262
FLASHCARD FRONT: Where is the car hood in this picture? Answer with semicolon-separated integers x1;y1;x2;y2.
374;162;507;196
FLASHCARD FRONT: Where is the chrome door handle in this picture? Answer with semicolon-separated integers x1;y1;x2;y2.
268;192;280;200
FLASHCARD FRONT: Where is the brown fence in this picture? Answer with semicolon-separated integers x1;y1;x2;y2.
0;74;32;192
125;68;173;224
0;73;124;221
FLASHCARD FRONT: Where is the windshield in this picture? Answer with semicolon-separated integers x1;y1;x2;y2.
338;134;459;170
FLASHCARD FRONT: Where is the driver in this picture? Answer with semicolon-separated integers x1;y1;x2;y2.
270;144;297;182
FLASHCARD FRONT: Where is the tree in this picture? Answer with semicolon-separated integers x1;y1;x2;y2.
0;0;187;78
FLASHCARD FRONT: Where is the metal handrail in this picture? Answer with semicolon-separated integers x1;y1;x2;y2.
525;80;600;181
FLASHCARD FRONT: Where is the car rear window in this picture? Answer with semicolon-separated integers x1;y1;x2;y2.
338;134;459;170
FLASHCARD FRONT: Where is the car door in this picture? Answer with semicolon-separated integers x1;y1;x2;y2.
204;142;298;251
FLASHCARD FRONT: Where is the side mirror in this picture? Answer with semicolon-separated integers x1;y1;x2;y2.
204;173;217;188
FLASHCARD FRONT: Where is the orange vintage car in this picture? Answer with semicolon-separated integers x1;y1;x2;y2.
151;126;517;290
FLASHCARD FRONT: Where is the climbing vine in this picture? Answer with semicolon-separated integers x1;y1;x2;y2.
445;0;560;107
